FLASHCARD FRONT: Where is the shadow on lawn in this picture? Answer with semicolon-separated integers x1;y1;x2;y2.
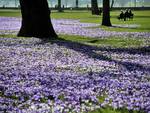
1;37;149;73
47;37;150;73
134;15;150;18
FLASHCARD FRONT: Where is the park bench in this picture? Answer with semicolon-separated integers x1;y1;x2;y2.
118;10;134;21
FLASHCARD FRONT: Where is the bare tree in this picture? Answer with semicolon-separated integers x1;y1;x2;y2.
58;0;63;12
102;0;112;26
18;0;57;38
134;0;136;7
76;0;79;8
91;0;99;15
116;0;126;7
65;0;68;7
110;0;115;9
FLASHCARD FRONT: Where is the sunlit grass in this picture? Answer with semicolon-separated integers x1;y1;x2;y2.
59;34;145;48
1;34;148;48
89;107;145;113
0;9;150;32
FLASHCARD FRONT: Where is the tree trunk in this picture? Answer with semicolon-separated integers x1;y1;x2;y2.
91;0;99;15
110;0;114;9
58;0;63;12
76;0;79;8
18;0;57;38
134;0;136;7
102;0;112;26
65;0;68;7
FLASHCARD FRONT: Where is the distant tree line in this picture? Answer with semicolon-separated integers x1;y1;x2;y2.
1;0;150;8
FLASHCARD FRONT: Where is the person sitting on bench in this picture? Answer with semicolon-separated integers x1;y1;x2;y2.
118;10;124;20
128;9;134;20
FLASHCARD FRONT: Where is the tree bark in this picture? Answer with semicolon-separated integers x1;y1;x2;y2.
65;0;68;7
134;0;136;7
18;0;57;38
110;0;114;9
76;0;79;8
58;0;63;12
91;0;99;15
102;0;112;26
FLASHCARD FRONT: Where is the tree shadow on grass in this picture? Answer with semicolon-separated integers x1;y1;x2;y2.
134;15;150;18
110;25;138;29
47;37;150;73
0;36;149;73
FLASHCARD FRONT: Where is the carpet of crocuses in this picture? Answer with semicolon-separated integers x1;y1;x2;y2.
0;17;150;113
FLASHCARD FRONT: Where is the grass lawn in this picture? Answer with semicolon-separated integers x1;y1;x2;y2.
1;33;149;48
0;9;150;32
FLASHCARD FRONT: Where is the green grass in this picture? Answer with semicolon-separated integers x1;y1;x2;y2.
1;34;149;48
0;9;150;32
52;10;150;32
101;10;150;32
89;107;145;113
59;34;146;48
0;34;20;38
0;9;21;17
